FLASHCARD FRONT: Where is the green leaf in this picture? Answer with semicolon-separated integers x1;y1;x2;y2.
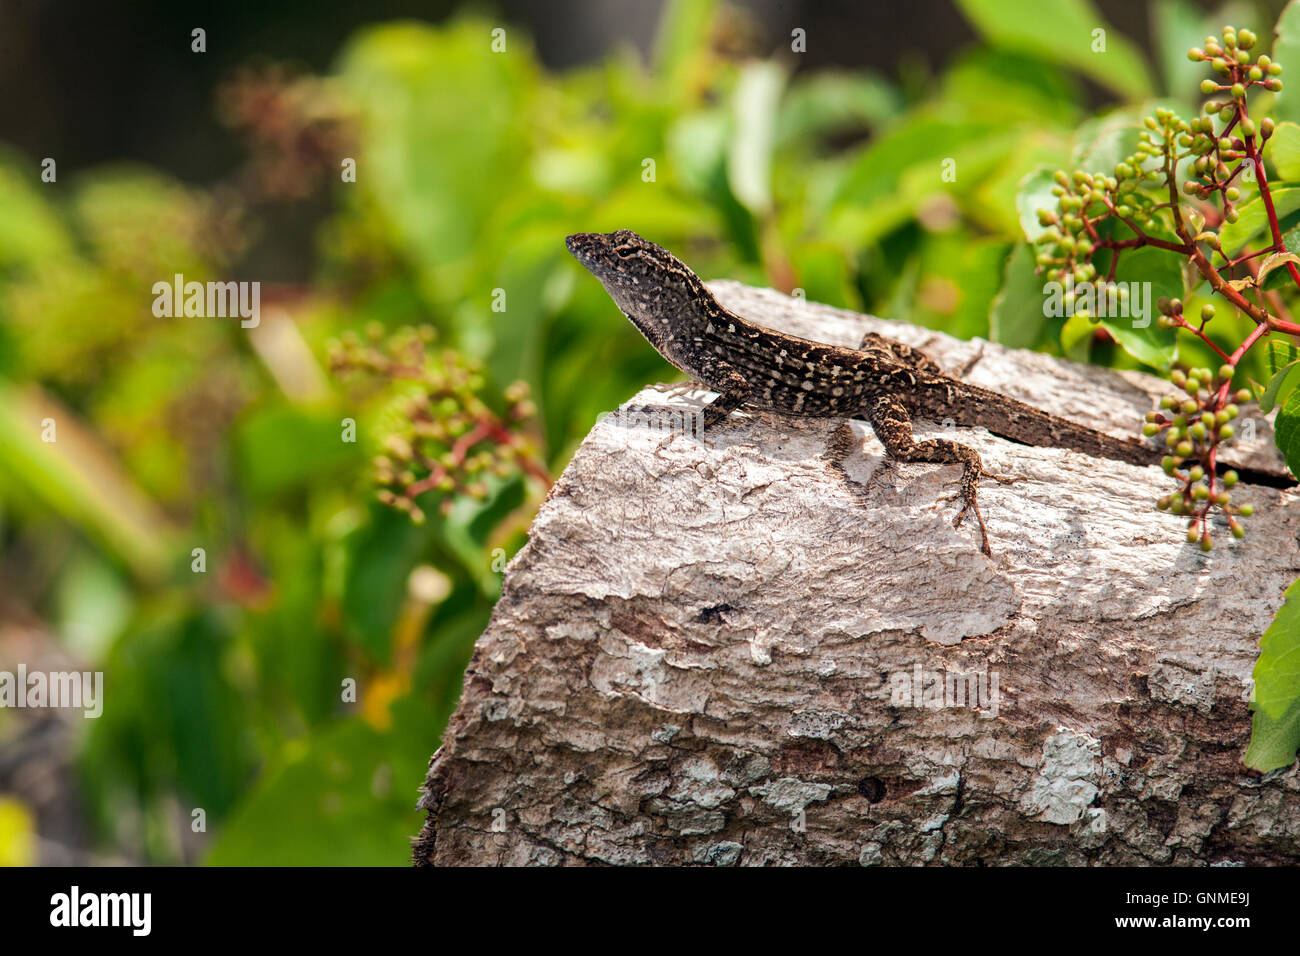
1153;0;1208;99
938;50;1083;126
1272;379;1300;476
1259;251;1300;288
728;61;786;216
1060;311;1096;361
1260;342;1300;413
1244;576;1300;772
1071;104;1174;175
0;147;74;271
1216;187;1300;254
204;716;437;865
989;243;1051;348
1101;246;1181;368
234;404;362;499
1276;373;1300;464
1259;360;1300;413
340;504;430;664
1273;0;1300;126
654;0;718;105
1015;167;1060;243
1270;122;1300;181
953;0;1154;100
776;71;900;148
1268;339;1300;374
337;20;535;302
0;379;175;581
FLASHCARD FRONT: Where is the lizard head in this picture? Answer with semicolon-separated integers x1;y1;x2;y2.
565;230;713;366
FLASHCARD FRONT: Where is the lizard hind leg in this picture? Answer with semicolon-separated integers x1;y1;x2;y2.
857;331;944;375
865;395;995;557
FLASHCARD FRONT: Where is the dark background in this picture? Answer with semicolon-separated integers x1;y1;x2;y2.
0;0;1209;181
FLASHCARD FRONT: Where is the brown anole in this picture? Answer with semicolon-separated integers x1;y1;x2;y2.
566;229;1253;555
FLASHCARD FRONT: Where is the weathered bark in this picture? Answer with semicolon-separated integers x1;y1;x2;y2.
414;281;1300;866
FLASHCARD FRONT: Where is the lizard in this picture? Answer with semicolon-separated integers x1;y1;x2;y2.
564;228;1209;555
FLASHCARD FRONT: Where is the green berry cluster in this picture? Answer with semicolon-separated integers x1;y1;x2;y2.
328;324;548;524
1034;164;1148;293
1145;361;1253;549
1184;28;1282;221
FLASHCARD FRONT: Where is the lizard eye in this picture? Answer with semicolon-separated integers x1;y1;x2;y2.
613;246;637;260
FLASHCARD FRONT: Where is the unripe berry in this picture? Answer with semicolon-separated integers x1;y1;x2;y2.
1187;527;1200;543
1239;28;1256;49
1203;304;1217;321
1202;79;1219;94
1220;424;1235;439
1224;470;1239;487
1200;535;1213;552
1235;388;1252;403
1240;503;1255;516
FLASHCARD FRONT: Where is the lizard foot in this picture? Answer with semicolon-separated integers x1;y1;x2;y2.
941;490;993;557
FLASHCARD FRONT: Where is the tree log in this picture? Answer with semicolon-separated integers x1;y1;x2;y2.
414;282;1300;866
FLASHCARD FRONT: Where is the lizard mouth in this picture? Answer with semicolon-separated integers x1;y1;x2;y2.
565;233;602;261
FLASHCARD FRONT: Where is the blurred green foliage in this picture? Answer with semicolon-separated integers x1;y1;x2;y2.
0;0;1284;863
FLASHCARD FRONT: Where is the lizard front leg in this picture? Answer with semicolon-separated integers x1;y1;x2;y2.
697;370;750;432
865;394;999;556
